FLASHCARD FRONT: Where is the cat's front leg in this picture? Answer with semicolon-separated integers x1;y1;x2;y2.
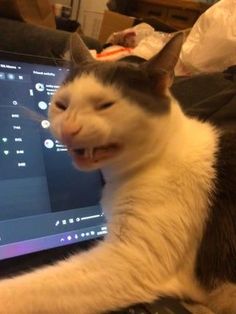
0;241;161;314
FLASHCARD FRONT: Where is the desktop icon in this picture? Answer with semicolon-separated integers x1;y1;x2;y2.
35;83;45;92
44;139;54;149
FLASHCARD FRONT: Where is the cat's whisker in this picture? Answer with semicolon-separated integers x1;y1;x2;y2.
18;106;45;123
0;104;46;123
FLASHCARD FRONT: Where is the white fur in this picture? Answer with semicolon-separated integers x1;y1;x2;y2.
0;74;234;314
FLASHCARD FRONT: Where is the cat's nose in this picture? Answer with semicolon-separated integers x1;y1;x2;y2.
60;121;82;144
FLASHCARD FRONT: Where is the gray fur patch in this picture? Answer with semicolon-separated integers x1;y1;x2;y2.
196;127;236;289
64;60;170;115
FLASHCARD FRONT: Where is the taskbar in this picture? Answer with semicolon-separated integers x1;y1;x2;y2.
0;224;107;261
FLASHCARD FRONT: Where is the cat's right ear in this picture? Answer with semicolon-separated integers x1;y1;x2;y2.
142;33;183;95
69;32;94;65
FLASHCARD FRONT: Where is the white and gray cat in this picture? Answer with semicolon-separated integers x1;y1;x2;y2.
0;33;235;314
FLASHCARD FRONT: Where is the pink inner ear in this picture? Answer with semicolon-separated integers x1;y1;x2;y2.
144;33;183;95
154;73;173;95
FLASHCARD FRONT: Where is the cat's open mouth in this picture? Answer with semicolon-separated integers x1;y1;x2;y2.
69;143;121;166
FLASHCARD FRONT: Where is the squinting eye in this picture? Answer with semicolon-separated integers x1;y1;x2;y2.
97;102;114;110
54;100;67;111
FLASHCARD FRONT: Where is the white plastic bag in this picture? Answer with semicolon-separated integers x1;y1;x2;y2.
106;23;155;48
133;30;173;60
103;23;174;61
179;0;236;74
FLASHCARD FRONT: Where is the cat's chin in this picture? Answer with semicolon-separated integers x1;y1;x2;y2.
72;159;101;171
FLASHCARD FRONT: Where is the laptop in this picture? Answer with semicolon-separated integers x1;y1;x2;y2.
0;51;106;275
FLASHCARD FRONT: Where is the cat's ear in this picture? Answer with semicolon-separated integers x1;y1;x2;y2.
143;33;183;94
69;32;94;64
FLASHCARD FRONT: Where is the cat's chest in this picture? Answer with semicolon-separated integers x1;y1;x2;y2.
101;152;213;223
101;169;169;217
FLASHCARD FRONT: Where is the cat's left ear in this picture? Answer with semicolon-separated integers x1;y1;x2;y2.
69;32;94;65
142;33;183;95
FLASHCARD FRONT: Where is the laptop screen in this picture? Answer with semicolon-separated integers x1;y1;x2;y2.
0;52;106;261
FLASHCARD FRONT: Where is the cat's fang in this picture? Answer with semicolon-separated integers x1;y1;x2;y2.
84;148;88;158
83;148;93;159
88;148;94;159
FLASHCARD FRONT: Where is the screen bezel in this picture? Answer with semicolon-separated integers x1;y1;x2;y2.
0;50;69;67
0;50;103;275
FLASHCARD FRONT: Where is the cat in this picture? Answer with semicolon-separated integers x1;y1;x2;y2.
0;32;235;314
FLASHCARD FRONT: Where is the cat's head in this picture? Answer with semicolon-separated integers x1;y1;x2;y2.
49;33;183;172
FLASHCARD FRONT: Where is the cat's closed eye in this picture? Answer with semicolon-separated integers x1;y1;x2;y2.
96;102;114;111
54;100;67;111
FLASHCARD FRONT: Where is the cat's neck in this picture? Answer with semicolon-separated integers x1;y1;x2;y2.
101;99;186;183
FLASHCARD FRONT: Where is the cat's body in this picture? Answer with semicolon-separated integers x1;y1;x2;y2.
0;33;235;314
